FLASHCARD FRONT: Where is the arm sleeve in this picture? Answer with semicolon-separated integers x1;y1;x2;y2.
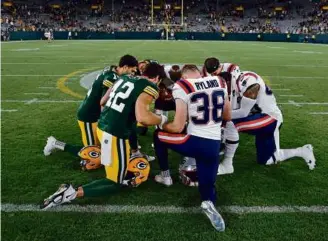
172;83;188;103
231;96;257;119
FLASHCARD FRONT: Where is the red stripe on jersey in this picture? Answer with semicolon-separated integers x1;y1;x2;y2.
176;81;190;94
182;79;196;92
227;64;236;73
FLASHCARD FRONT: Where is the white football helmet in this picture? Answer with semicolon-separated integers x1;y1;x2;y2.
179;157;198;187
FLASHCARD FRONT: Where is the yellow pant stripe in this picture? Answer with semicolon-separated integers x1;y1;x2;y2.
78;121;99;147
97;128;130;183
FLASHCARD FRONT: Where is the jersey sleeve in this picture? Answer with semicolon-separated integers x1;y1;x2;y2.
172;82;188;103
143;82;159;100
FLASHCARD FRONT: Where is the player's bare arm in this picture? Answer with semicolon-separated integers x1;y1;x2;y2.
162;99;188;133
100;87;112;107
243;84;260;100
136;92;162;126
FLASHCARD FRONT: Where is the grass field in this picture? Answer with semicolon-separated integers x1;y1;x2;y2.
1;40;328;241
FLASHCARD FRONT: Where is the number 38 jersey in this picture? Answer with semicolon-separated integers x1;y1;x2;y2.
98;75;159;139
173;76;228;140
235;71;283;123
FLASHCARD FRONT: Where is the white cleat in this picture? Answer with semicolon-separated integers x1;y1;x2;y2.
217;164;234;175
201;201;225;232
43;136;58;156
154;174;173;187
146;155;156;162
40;184;77;210
301;144;316;170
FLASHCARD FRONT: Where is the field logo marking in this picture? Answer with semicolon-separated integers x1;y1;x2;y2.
56;68;98;99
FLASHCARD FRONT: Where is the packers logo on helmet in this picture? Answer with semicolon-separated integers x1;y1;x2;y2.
78;146;102;171
123;157;150;187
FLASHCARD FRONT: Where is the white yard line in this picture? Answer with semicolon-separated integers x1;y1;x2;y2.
2;99;328;106
272;89;291;91
309;112;328;115
2;74;66;77
38;87;58;89
1;204;328;214
2;99;81;103
288;100;302;107
25;98;38;105
263;76;327;79
279;102;328;105
279;95;303;97
1;109;18;112
24;93;49;96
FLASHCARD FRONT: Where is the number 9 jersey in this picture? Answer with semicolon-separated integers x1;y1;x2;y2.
173;76;228;140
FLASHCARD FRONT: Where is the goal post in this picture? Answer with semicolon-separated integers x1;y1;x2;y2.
150;0;184;40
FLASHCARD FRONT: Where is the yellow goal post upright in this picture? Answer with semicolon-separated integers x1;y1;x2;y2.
150;0;184;40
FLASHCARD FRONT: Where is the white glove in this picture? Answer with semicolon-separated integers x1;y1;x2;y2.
158;114;168;129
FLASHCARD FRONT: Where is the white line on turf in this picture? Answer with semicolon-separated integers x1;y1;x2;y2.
2;99;328;106
2;74;65;77
38;87;58;89
279;95;304;97
288;100;302;107
2;99;81;103
25;98;38;105
1;109;18;112
309;112;328;115
1;204;328;214
24;93;49;96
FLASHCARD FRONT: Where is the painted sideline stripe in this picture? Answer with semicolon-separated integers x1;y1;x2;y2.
1;204;328;214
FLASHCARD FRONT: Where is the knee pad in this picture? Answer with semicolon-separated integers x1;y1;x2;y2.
224;121;239;143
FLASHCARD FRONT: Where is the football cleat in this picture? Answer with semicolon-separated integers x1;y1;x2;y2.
301;144;316;170
154;174;173;187
43;136;57;156
40;184;76;210
201;201;225;232
217;163;234;175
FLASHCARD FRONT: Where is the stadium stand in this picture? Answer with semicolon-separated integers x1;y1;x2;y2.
1;0;327;41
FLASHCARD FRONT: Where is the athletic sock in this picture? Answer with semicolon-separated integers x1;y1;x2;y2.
276;148;302;162
82;178;121;197
64;144;83;157
161;170;171;177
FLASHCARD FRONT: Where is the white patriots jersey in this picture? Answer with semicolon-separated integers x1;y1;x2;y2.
164;64;172;79
172;76;228;140
220;63;240;74
235;71;283;122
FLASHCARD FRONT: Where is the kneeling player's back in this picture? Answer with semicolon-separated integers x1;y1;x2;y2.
173;76;228;140
98;75;159;138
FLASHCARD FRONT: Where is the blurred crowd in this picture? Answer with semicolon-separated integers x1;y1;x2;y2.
1;0;327;36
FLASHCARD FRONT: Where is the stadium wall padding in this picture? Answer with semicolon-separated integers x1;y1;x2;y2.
9;31;328;43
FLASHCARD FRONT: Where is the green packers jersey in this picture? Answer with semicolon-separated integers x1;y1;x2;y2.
77;66;119;122
98;75;159;139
